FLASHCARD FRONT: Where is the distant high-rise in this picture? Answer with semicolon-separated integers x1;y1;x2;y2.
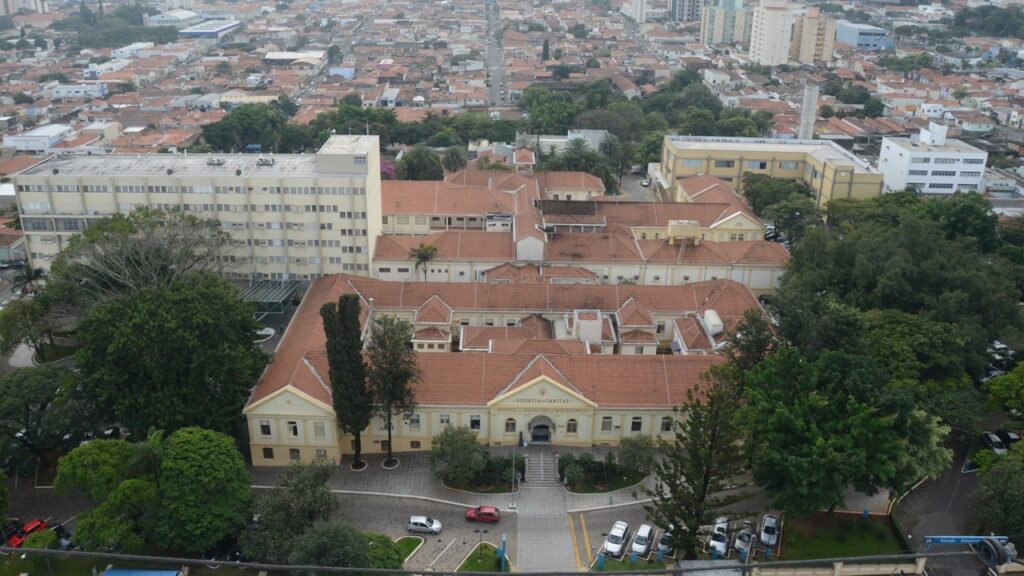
1;0;48;15
671;0;708;22
700;0;752;46
632;0;648;23
789;7;836;64
749;0;793;65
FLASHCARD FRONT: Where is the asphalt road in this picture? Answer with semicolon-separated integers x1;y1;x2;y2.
485;0;504;106
618;175;659;201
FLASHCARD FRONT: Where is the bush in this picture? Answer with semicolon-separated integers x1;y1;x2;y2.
558;453;577;481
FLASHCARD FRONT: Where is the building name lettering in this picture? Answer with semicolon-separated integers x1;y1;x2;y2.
514;397;571;404
499;408;591;415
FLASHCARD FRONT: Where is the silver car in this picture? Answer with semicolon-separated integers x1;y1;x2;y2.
760;514;779;547
407;516;442;535
734;521;755;555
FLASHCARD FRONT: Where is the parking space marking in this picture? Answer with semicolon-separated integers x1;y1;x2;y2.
567;513;584;571
428;538;457;570
579;513;592;565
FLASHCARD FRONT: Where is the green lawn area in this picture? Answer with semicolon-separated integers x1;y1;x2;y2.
591;556;668;572
0;555;260;576
457;543;503;572
782;514;905;560
395;536;422;561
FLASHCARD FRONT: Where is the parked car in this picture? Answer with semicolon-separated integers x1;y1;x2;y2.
709;517;729;556
203;536;245;567
632;524;654;557
604;521;629;558
466;506;501;523
981;432;1009;455
759;514;779;548
640;177;652;187
630;164;643;175
6;519;48;547
995;429;1021;446
734;521;755;555
407;516;443;535
657;525;675;557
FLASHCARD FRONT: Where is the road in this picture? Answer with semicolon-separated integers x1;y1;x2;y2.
485;0;504;106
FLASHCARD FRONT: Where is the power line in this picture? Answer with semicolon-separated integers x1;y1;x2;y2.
0;547;982;576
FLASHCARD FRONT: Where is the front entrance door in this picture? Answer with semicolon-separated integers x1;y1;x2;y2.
528;415;555;443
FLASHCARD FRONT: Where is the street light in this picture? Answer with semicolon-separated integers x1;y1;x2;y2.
475;529;489;560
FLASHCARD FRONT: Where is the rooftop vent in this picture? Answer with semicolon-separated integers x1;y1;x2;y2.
52;168;59;175
166;168;174;175
206;158;225;166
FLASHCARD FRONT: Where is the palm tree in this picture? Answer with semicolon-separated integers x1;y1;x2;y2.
12;267;45;294
409;244;438;281
441;146;468;173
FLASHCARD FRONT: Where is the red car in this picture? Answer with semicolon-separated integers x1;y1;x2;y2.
6;519;48;547
465;506;501;523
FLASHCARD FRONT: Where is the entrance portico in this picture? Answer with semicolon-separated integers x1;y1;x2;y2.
528;415;556;442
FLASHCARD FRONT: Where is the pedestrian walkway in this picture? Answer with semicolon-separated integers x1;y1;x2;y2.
515;485;577;572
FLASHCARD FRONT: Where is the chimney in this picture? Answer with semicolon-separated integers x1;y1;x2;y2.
798;81;819;140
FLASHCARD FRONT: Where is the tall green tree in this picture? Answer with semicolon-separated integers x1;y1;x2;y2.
441;146;468;173
55;439;137;501
972;443;1024;539
409;243;438;281
430;425;488;486
396;145;444;181
0;365;86;465
367;315;419;466
287;522;370;572
541;38;550;61
645;367;746;559
0;298;55;359
320;294;374;468
75;276;267;436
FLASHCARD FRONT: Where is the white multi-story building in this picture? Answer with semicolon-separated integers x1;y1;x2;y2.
878;123;988;195
111;42;156;60
749;0;794;66
12;135;382;281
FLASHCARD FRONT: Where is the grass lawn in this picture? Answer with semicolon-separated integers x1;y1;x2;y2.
395;536;422;562
0;555;260;576
457;543;503;572
592;556;668;572
782;513;905;560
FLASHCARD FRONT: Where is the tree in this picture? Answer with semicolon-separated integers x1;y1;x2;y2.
645;368;745;559
0;365;85;465
972;444;1024;538
0;470;8;518
241;461;338;563
409;243;438;281
75;276;267;436
430;425;488;486
366;533;404;568
74;478;160;552
55;439;137;501
441;146;468;173
48;209;229;304
320;294;374;468
12;266;44;294
287;522;370;571
214;60;233;77
741;173;814;216
327;44;342;65
761;194;821;243
862;98;885;118
986;365;1024;417
723;309;778;379
396;145;444;181
820;104;835;118
541;38;550;61
156;427;252;553
618;434;654;474
367;315;419;466
12;92;34;104
0;298;54;359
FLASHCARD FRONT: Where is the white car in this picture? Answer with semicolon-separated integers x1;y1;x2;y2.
632;524;654;557
407;516;443;535
760;514;779;547
709;517;729;556
734;521;755;555
604;521;629;558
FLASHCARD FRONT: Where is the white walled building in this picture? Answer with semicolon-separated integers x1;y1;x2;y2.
3;125;72;153
12;135;382;281
878;123;988;195
49;83;108;99
749;0;794;66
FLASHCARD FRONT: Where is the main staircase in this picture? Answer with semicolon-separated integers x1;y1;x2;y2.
524;450;561;486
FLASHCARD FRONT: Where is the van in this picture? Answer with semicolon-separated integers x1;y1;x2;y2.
632;524;654;557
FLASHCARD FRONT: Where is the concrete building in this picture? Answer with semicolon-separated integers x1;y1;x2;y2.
835;20;894;50
243;273;763;464
700;0;752;46
0;0;46;16
878;123;988;194
656;135;883;208
178;20;243;43
49;83;108;99
111;42;156;59
789;7;835;65
2;124;72;153
671;0;708;22
143;9;202;28
12;135;382;281
749;0;793;66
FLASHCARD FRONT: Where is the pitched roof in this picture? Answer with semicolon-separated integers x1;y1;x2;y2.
415;295;453;324
617;297;655;328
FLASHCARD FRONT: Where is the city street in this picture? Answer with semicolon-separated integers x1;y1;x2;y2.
485;0;504;106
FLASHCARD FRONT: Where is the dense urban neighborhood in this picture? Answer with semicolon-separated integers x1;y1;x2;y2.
1;0;1024;574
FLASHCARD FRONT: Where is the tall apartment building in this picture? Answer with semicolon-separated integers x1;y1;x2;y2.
656;135;883;208
1;0;47;16
878;123;987;195
789;7;835;65
671;0;708;22
700;0;752;46
13;135;382;281
749;0;793;66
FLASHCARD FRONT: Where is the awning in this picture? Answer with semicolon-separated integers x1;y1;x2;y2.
238;280;301;314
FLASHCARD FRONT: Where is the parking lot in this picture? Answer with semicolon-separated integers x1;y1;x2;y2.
331;493;518;572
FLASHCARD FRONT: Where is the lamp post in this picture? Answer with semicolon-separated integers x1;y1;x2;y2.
475;529;489;560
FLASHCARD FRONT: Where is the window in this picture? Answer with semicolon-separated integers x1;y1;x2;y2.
409;414;421;430
656;322;665;335
634;346;644;354
411;441;421;449
714;160;735;168
911;157;931;164
440;414;451;425
484;319;495;327
778;160;799;170
631;417;643;432
960;171;981;177
262;447;274;459
746;160;767;170
934;158;956;164
259;420;272;436
908;170;928;176
506;319;518;327
566;419;578;434
682;158;702;168
661;416;673;433
287;421;299;436
505;418;516;433
963;158;985;164
601;417;613;432
289;448;301;461
931;170;956;177
355;156;367;165
314;422;326;440
470;415;481;430
315;448;328;459
929;183;955;189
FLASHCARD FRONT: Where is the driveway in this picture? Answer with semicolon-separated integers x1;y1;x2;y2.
617;175;658;202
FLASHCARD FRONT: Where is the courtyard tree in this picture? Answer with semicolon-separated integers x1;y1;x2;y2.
0;364;87;466
321;294;374;469
441;146;468;173
287;522;370;572
241;461;338;563
409;243;438;281
396;145;444;181
367;315;419;467
645;367;746;559
430;425;488;486
617;434;655;475
75;276;267;435
55;439;137;501
74;477;160;552
972;444;1024;538
0;298;55;359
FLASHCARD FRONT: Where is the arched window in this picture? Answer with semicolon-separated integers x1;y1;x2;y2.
505;418;516;433
661;416;673;433
566;419;578;434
